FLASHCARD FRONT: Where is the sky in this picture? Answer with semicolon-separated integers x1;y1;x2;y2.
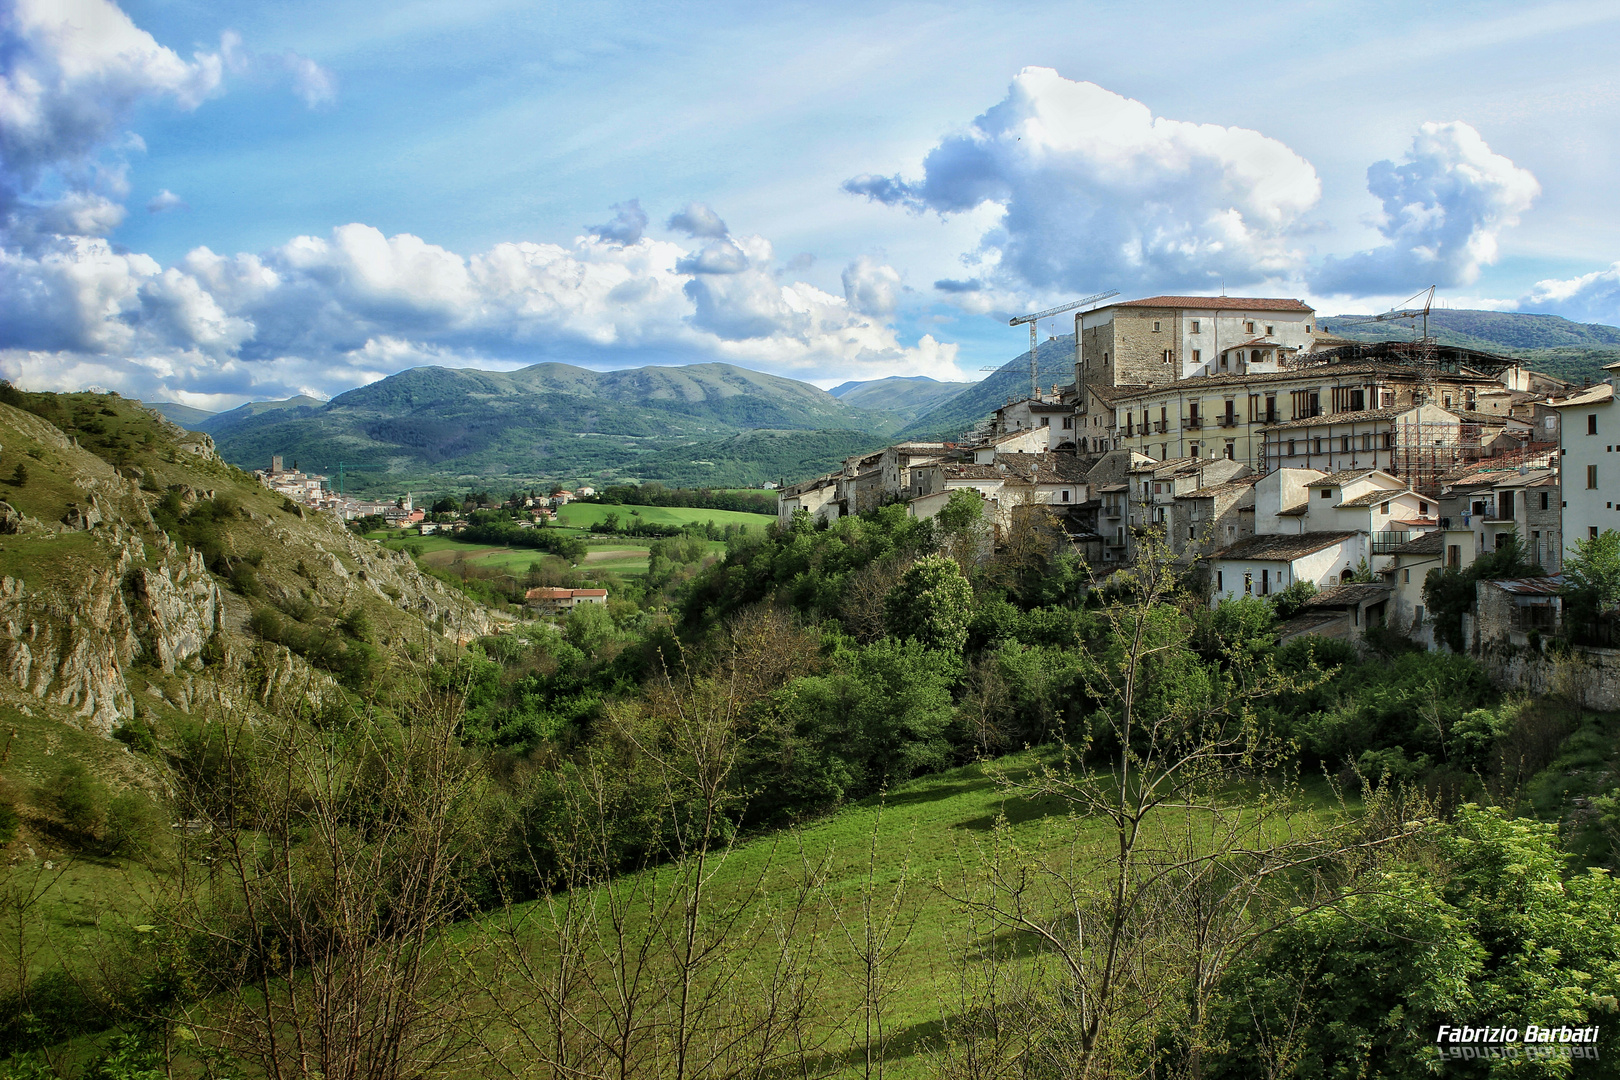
4;0;1620;411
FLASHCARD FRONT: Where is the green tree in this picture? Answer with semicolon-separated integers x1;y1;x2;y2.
1209;805;1620;1079
885;554;973;655
1564;528;1620;643
936;489;984;531
8;463;26;487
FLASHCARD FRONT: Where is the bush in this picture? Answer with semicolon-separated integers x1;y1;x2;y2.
112;718;159;755
103;792;160;858
49;762;104;840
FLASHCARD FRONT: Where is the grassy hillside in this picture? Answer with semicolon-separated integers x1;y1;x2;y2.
140;401;216;429
204;363;900;492
829;375;975;421
901;334;1077;440
1321;308;1620;384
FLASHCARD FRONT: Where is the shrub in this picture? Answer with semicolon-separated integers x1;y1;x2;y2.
50;762;104;839
103;792;160;858
113;718;159;755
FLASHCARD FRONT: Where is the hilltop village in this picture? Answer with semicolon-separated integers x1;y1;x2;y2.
778;294;1618;681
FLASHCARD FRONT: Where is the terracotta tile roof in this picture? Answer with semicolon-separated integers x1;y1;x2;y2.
996;452;1091;483
1108;362;1481;401
1303;582;1393;608
1389;531;1445;556
1487;574;1564;595
1337;488;1416;508
1113;295;1315;313
1184;475;1260;499
1214;531;1359;561
1261;406;1413;432
1551;383;1614;408
1306;469;1382;488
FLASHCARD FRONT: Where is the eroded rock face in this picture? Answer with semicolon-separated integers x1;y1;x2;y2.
0;572;137;735
130;550;222;674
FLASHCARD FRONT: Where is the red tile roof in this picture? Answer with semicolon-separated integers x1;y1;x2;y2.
1113;296;1314;313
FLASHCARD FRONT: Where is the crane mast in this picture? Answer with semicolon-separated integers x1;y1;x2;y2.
1009;290;1119;399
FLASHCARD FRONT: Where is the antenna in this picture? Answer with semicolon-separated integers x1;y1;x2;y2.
1009;290;1119;399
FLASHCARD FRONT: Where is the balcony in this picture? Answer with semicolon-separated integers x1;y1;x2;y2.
1217;415;1238;428
1184;416;1202;430
1153;420;1168;433
1370;530;1411;555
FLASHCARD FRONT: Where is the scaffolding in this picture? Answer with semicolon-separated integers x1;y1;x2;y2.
1391;415;1482;495
1286;340;1520;380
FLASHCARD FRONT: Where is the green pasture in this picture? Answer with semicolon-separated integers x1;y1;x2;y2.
369;525;730;578
553;502;769;531
480;755;1347;1078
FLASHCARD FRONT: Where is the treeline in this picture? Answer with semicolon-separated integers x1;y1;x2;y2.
457;519;588;560
583;481;775;515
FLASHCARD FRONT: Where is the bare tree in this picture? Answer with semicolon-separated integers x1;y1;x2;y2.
158;686;495;1080
942;531;1421;1078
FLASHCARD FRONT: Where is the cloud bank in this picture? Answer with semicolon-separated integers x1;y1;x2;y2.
0;0;955;407
1313;122;1540;296
845;67;1322;300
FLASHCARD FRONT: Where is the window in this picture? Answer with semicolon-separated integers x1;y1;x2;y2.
1380;502;1390;515
1192;349;1201;365
1244;571;1252;595
1314;438;1322;454
1217;571;1223;592
1361;434;1371;451
1040;416;1049;427
1320;488;1333;499
1448;545;1460;567
1419;501;1429;514
1589;414;1599;435
1589;464;1600;489
1341;436;1351;453
1153;320;1161;332
1307;324;1313;333
1062;416;1072;429
1261;568;1270;595
1287;439;1297;457
1265;325;1274;335
1191;320;1201;333
1224;441;1235;460
1540;491;1549;511
1163;349;1173;364
1190;442;1200;458
1061;489;1070;502
1594;527;1602;540
1403;568;1411;583
1349;388;1365;410
1244;321;1255;333
1414;605;1424;624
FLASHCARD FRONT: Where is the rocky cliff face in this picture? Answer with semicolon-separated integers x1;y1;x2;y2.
0;396;507;738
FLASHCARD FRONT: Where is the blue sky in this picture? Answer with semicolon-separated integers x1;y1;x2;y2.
4;0;1620;409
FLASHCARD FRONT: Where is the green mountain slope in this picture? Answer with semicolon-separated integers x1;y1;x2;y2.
141;401;217;429
206;362;901;491
900;335;1077;440
828;375;974;421
1321;309;1620;385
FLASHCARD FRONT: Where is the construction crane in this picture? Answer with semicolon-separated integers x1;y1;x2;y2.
1341;285;1441;404
1006;290;1120;399
1340;285;1436;342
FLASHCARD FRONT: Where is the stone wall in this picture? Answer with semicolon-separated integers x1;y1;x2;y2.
1483;644;1620;712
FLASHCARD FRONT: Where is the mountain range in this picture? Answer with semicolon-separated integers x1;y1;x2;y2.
151;308;1620;494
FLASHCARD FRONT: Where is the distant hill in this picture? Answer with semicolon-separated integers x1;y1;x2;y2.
205;362;900;491
141;401;216;429
828;376;974;421
1320;309;1620;385
899;335;1078;440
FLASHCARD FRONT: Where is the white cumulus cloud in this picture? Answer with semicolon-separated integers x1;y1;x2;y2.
845;67;1322;298
1519;262;1620;324
0;207;965;403
1313;122;1539;296
0;0;331;243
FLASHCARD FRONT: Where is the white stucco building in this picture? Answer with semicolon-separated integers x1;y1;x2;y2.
1552;376;1618;548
